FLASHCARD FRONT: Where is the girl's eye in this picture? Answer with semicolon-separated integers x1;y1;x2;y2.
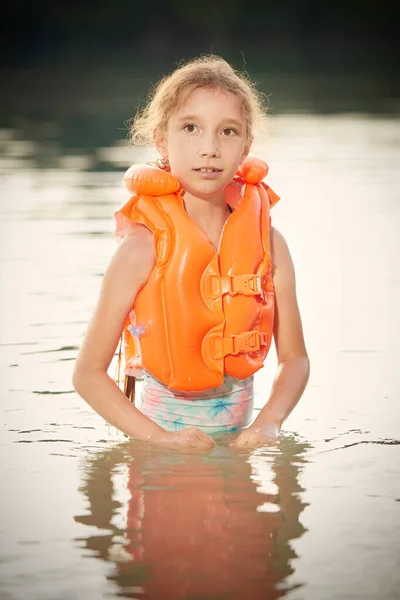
222;128;238;136
183;123;197;133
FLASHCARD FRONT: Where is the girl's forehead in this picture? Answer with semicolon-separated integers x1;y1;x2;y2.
173;86;245;117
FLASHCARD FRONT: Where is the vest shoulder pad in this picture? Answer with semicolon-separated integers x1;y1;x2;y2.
123;164;181;196
236;156;268;184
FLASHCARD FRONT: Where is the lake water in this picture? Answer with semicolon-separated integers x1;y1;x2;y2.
1;114;399;599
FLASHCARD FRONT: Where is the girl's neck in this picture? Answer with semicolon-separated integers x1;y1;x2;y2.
182;190;227;217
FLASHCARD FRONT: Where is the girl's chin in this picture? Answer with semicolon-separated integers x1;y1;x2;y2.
182;183;227;202
176;173;233;200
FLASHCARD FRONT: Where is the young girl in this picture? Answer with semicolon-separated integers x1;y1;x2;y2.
72;55;310;449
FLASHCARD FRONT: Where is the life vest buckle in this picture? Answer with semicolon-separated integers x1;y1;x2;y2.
230;274;263;296
213;331;268;359
208;274;264;299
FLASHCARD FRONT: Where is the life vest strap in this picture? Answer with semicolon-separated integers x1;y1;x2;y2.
212;331;269;360
208;274;265;299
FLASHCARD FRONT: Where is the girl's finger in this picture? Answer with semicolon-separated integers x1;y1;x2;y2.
195;430;216;447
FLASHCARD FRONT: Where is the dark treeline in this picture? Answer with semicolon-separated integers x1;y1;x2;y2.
1;0;398;70
0;0;398;151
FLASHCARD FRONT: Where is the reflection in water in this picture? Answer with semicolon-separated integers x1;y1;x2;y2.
74;435;310;599
1;116;398;599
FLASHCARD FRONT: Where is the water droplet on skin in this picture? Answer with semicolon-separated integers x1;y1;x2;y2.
128;324;145;337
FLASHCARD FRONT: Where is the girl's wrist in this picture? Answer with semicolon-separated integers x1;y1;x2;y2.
147;429;169;444
128;419;166;443
249;416;282;437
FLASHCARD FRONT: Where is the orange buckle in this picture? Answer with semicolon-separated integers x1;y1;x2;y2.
213;331;268;359
230;274;263;295
209;274;264;299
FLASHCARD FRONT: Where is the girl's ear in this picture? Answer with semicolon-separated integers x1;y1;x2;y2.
241;138;253;163
153;129;168;159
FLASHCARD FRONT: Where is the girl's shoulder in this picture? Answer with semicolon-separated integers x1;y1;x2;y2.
117;224;154;259
270;226;294;278
270;226;286;250
107;224;155;289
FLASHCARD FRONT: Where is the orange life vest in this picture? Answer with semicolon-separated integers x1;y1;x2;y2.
115;155;280;392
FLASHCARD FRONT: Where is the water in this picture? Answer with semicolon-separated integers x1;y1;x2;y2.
1;115;399;599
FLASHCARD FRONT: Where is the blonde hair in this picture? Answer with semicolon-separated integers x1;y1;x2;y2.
129;55;269;146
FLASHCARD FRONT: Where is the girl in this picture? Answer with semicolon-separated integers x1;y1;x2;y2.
72;55;310;449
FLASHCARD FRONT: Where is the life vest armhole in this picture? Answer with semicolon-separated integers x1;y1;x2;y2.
115;194;169;240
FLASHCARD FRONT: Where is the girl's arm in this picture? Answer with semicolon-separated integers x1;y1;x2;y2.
232;227;310;448
72;226;215;449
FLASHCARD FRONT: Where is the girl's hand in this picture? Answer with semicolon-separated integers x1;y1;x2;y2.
154;427;217;449
230;423;280;449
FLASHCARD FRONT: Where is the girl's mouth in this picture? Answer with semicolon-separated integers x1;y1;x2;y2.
194;167;223;173
193;167;223;180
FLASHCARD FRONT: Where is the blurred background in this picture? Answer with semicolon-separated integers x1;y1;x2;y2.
1;0;398;164
1;4;400;599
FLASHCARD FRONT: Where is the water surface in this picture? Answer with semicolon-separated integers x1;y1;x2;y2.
1;115;399;599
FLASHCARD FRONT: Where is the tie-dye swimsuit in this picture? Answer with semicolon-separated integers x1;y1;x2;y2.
138;372;254;435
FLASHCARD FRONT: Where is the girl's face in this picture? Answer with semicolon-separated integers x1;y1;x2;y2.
156;86;251;202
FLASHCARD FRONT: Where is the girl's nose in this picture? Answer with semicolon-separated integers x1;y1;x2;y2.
199;147;221;158
198;136;221;158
